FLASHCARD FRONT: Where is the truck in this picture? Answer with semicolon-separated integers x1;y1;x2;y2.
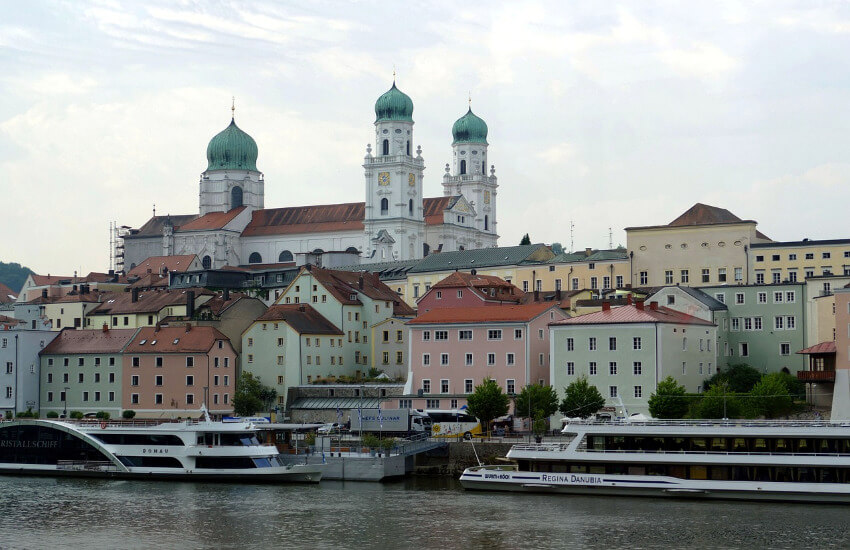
349;408;429;437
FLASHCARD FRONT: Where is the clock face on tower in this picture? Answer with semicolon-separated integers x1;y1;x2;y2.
378;172;390;186
408;173;415;186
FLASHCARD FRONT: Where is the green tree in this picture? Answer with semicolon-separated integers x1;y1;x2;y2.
648;376;689;419
0;261;34;294
514;384;559;420
551;242;564;255
559;376;605;419
519;233;531;245
702;364;762;393
772;371;805;401
232;372;277;417
466;377;510;433
749;373;794;418
693;384;742;419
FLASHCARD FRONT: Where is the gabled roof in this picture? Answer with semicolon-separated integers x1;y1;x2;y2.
53;291;105;303
409;244;554;273
30;275;74;286
127;255;199;277
254;304;343;335
124;325;229;353
551;304;715;326
194;293;251;316
797;341;836;355
669;203;746;226
128;273;170;289
423;196;455;225
87;289;212;316
649;286;728;311
408;302;559;325
0;314;22;329
178;206;246;231
304;267;415;316
338;259;421;281
242;202;365;237
429;271;523;303
41;328;138;355
0;282;17;303
125;214;198;238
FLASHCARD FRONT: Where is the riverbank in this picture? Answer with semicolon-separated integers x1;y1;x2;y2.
413;441;514;476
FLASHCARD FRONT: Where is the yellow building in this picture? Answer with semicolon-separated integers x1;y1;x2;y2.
86;289;212;329
513;249;629;294
749;239;850;284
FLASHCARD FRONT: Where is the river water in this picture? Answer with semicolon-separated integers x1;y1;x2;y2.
1;475;848;549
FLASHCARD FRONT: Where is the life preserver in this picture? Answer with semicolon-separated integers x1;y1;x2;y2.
432;424;441;433
100;422;107;429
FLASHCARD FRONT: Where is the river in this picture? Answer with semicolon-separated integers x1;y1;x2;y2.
1;475;848;549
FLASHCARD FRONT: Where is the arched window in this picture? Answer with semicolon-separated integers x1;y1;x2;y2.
231;186;243;209
312;248;324;254
482;161;486;174
484;215;489;231
248;252;262;264
423;243;430;257
460;160;466;175
202;255;212;270
278;250;293;262
382;139;389;156
406;141;410;156
408;199;413;215
345;246;359;254
380;198;389;215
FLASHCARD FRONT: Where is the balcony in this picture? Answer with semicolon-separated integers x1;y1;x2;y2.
797;370;835;382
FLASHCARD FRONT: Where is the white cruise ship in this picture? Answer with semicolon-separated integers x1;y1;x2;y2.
460;420;850;502
0;418;323;483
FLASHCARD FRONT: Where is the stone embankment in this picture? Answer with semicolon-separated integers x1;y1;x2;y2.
413;440;514;476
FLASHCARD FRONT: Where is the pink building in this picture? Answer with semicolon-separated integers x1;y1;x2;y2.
123;325;236;419
832;285;850;419
416;272;522;314
403;303;568;410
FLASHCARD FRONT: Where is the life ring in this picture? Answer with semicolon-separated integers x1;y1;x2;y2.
432;424;441;434
100;422;107;429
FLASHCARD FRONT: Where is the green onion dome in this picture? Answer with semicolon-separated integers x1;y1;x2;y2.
374;82;414;122
206;119;259;171
451;108;488;145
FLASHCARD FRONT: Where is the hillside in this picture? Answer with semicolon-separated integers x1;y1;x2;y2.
0;262;34;294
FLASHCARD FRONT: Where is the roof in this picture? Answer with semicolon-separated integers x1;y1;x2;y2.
242;202;365;237
289;396;385;410
40;328;138;355
797;341;837;355
253;304;343;335
178;206;246;231
195;294;249;317
53;291;105;303
127;255;198;277
423;196;455;224
751;238;850;249
625;203;758;231
408;302;558;325
649;286;728;311
30;275;74;286
408;244;554;273
429;271;523;303
127;273;170;289
551;304;715;326
337;259;420;281
0;314;22;329
303;266;415;316
0;282;17;303
87;289;211;316
124;215;198;238
124;325;229;353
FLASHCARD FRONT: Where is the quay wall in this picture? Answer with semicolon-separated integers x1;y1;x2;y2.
413;441;514;476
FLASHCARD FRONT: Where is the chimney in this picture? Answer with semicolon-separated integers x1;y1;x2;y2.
41;289;48;299
102;323;109;333
636;300;645;311
147;268;152;275
131;288;139;303
556;288;562;301
223;288;230;301
185;323;192;333
649;301;658;311
602;301;611;312
627;294;633;305
108;269;114;276
358;273;364;290
585;247;592;257
186;290;195;318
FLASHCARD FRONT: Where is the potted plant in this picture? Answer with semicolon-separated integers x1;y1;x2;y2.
532;414;547;444
380;437;396;455
304;431;316;453
362;433;380;455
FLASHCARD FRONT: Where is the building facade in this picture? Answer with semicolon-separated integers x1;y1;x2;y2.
0;329;57;416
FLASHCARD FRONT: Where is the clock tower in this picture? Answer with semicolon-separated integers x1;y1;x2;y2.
363;80;426;261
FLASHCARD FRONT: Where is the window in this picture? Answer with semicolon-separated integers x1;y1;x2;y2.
435;331;448;341
464;379;474;393
718;268;727;282
155;375;163;386
439;379;450;394
506;353;515;366
515;329;523;340
422;331;431;341
701;268;710;283
823;252;831;259
775;316;785;330
487;329;502;340
680;270;689;283
633;362;642;375
589;362;597;375
609;386;618;398
640;271;648;285
380;198;388;215
132;357;140;367
465;353;473;366
487;353;495;366
608;337;617;351
682;362;686;375
754;317;763;330
774;291;783;303
566;362;575;375
506;379;516;395
131;394;139;404
422;379;431;393
590;277;598;290
633;337;642;350
744;318;752;331
734;267;743;281
47;391;53;402
665;270;673;284
186;357;194;367
616;276;624;288
588;337;597;351
396;351;403;364
109;373;115;383
609;362;617;375
757;292;766;303
786;316;796;329
785;291;796;303
566;338;575;351
731;318;740;331
186;394;195;405
459;330;473;341
440;353;449;366
572;278;579;290
780;342;790;356
755;255;764;262
131;375;139;386
634;386;642;398
185;375;194;387
539;353;545;366
735;293;745;304
682;337;687;350
423;354;430;366
396;330;403;342
788;270;798;283
382;351;389;365
739;342;749;357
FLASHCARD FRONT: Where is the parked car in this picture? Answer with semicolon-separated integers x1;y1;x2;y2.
317;422;344;434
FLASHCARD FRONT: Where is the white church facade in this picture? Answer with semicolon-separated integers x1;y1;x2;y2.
122;82;499;271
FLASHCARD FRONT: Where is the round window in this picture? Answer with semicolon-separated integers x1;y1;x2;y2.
701;242;709;248
734;240;742;246
681;243;688;249
395;129;402;134
718;241;726;247
382;129;388;134
460;150;466;155
665;244;672;250
639;246;647;251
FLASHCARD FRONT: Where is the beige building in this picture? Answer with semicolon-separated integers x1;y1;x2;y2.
749;239;850;284
514;249;629;294
369;317;410;380
626;203;771;288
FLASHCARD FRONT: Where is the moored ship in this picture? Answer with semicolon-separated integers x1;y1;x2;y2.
0;417;323;483
460;420;850;502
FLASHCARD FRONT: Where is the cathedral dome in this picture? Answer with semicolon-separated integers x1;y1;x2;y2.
206;119;259;171
452;108;488;145
374;82;414;123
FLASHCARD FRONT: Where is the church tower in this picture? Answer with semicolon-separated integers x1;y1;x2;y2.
442;105;498;247
199;104;264;216
363;81;426;262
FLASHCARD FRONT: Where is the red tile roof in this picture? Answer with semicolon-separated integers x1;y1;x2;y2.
423;196;453;225
797;341;836;355
40;328;139;355
87;289;212;316
668;203;746;226
124;325;229;353
30;275;74;286
0;315;22;329
128;273;170;289
254;304;343;335
429;271;523;303
0;283;17;303
551;304;715;326
179;206;246;231
127;255;199;277
305;267;415;316
195;293;250;316
54;291;105;303
408;302;559;325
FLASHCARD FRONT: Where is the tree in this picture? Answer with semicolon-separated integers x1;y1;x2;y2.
648;376;689;419
692;384;742;419
519;233;531;245
514;384;559;420
465;377;510;433
559;376;605;419
551;242;564;255
232;372;277;417
702;364;761;393
0;261;34;294
749;373;793;418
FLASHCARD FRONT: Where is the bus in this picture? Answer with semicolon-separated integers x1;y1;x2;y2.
425;410;482;439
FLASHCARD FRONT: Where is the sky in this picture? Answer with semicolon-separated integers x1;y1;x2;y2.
3;1;850;275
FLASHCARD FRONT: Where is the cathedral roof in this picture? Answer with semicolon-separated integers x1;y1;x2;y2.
374;82;414;123
127;255;199;277
206;118;259;172
125;215;198;238
452;108;488;145
179;206;246;231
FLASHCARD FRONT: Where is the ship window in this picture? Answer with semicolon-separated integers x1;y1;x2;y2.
117;456;183;468
196;456;256;469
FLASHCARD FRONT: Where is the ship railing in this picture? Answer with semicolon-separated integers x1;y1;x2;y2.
572;449;850;457
511;443;572;452
57;460;121;472
561;419;847;429
465;464;518;472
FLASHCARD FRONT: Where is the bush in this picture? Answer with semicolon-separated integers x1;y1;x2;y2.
361;433;380;448
703;364;762;393
122;410;136;419
47;411;59;418
648;377;690;419
691;385;743;419
69;411;84;420
95;411;111;420
304;432;316;446
749;374;794;418
381;437;396;450
771;371;805;401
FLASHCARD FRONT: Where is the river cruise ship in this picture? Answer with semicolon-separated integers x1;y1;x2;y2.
460;420;850;502
0;418;323;483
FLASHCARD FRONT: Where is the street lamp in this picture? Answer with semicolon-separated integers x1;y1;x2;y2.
63;387;70;418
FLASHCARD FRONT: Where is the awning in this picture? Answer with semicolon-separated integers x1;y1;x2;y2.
289;397;387;410
797;341;837;355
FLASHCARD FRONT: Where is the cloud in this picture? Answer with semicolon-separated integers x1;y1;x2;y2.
658;41;739;81
16;73;98;96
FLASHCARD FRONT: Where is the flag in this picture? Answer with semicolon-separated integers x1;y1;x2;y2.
378;408;383;428
336;407;342;422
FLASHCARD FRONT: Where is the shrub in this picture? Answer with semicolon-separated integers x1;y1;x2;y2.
46;411;59;418
750;374;794;418
648;377;690;419
692;385;742;419
381;437;396;450
304;432;316;446
95;411;111;420
69;411;84;420
361;433;380;448
703;364;762;393
122;410;136;419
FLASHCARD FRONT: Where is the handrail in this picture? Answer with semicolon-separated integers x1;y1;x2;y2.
511;445;850;458
561;419;848;429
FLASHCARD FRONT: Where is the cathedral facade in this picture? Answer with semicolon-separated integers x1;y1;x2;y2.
122;82;499;271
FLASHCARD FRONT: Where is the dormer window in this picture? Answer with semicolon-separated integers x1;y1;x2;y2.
139;340;147;345
151;340;157;345
173;339;179;344
349;294;357;300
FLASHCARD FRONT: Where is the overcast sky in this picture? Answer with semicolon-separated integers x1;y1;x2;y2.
3;1;850;275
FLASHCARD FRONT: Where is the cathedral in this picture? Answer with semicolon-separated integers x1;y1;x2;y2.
121;82;500;271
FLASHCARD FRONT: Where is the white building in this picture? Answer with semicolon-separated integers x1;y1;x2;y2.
122;82;500;271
